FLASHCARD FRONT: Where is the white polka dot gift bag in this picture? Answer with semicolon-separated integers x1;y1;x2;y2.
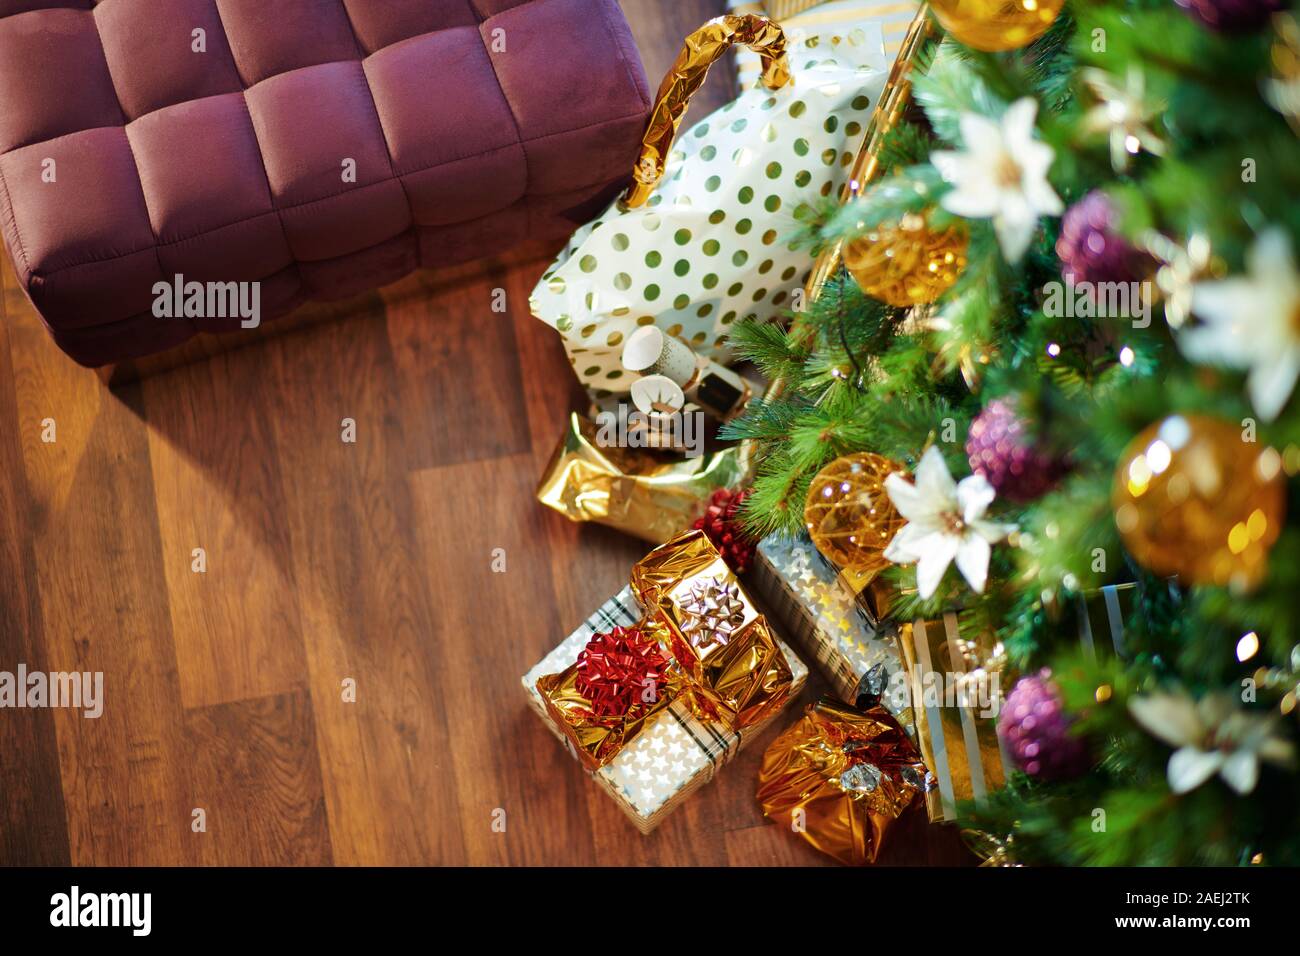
529;13;888;400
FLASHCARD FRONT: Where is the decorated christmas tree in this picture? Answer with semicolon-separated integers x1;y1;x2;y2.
724;0;1300;865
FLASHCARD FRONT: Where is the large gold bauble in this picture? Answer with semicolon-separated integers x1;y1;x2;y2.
930;0;1066;53
804;453;907;583
1112;415;1287;590
842;214;968;308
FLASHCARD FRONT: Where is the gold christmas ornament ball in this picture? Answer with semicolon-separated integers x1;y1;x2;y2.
930;0;1066;53
1112;415;1287;590
804;453;907;579
842;214;968;308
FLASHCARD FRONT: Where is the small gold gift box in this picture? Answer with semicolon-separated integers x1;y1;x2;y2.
630;530;794;729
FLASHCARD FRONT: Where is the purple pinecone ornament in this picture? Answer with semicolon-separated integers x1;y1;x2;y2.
1056;191;1144;289
1174;0;1290;32
966;398;1069;503
998;669;1090;781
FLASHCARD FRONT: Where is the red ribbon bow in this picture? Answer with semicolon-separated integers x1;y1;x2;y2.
575;626;671;719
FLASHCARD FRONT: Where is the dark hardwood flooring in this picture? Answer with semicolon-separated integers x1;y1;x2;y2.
0;0;969;866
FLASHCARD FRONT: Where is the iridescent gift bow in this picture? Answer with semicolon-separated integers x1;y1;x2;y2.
622;13;792;209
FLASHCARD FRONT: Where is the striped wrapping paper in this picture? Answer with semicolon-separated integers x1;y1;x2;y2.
727;0;921;93
894;584;1138;822
523;585;807;834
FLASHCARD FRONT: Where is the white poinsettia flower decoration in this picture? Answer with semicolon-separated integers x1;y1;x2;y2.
931;97;1063;263
1177;228;1300;422
882;446;1015;600
1081;66;1166;173
1129;690;1296;796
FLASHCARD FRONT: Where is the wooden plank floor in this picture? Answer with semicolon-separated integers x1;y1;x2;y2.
0;0;970;867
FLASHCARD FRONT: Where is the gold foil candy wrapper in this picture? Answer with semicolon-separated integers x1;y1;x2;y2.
632;530;795;729
757;697;931;866
535;658;684;772
624;12;790;208
536;412;753;544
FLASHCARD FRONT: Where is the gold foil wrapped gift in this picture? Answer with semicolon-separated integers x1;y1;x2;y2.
752;532;915;722
535;629;685;772
894;612;1010;823
1071;582;1138;661
535;530;795;772
891;584;1137;822
757;697;932;865
631;530;795;729
537;412;754;544
525;584;808;833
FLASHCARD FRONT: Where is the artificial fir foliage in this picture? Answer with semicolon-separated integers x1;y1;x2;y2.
722;1;1300;865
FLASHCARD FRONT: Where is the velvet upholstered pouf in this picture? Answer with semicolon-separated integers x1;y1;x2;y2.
0;0;651;366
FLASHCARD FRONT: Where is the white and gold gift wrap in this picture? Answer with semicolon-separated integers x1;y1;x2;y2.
894;584;1138;822
523;585;808;834
727;0;920;92
529;20;888;399
752;532;912;724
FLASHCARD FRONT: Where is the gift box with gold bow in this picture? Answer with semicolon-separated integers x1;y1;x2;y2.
525;530;807;832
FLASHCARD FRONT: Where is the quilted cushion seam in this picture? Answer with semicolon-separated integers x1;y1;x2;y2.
354;62;412;232
26;105;642;282
0;162;31;276
212;0;301;301
475;21;527;218
89;2;171;329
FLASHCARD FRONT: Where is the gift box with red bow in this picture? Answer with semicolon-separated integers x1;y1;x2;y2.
524;530;808;832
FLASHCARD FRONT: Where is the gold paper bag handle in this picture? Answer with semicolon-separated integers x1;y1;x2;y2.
621;13;791;209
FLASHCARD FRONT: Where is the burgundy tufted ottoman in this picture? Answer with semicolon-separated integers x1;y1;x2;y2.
0;0;650;367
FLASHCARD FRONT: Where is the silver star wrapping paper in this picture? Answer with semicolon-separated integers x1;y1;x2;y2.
751;533;914;734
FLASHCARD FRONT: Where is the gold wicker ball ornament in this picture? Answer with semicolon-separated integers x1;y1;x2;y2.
842;213;968;308
1112;415;1287;590
804;453;907;583
930;0;1066;53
